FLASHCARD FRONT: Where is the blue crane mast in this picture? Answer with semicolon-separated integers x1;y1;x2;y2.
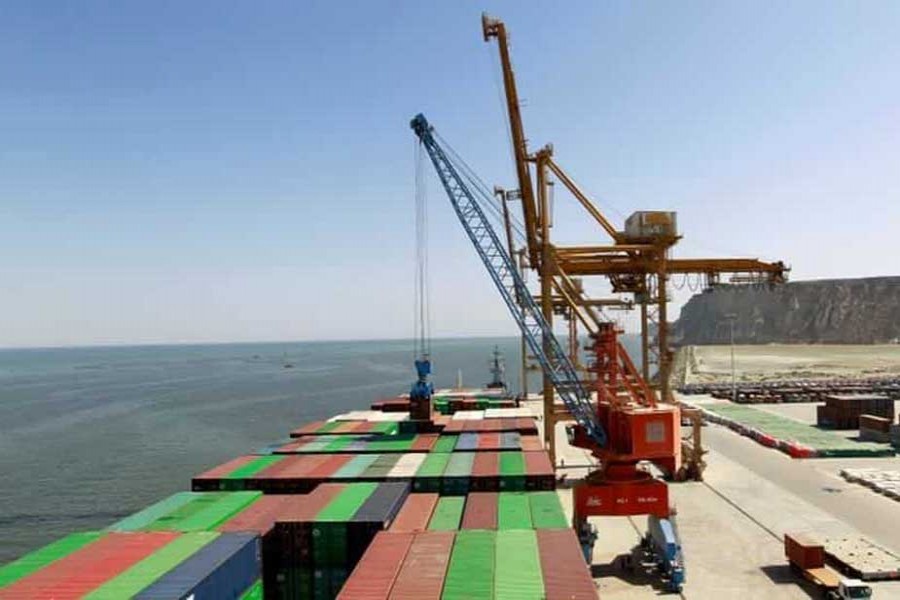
410;113;606;447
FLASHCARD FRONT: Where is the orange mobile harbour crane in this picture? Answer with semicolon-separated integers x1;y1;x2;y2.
413;14;788;592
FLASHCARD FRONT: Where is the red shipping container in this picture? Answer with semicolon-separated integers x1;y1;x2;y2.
219;495;295;535
537;529;597;599
523;451;554;476
461;492;498;529
251;455;332;492
478;432;500;450
411;433;439;452
860;414;892;433
275;438;309;453
291;420;328;437
784;532;824;569
0;532;177;599
516;417;539;434
463;420;480;433
442;421;464;434
353;421;376;434
390;531;455;599
332;421;361;434
194;455;257;480
390;494;439;533
482;419;501;432
337;532;415;599
275;484;347;568
306;454;352;479
471;452;500;492
520;435;543;452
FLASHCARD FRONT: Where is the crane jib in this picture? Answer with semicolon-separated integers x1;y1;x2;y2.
409;113;608;448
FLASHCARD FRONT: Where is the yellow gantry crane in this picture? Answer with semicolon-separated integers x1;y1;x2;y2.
482;14;788;462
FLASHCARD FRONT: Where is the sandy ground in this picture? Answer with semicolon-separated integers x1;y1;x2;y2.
681;343;900;384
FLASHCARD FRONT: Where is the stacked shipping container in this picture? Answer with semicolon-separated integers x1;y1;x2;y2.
0;532;260;599
1;396;598;599
192;451;554;494
816;394;895;429
338;528;596;599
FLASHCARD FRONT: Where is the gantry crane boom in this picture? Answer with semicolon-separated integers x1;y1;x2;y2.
410;113;607;447
481;14;541;268
482;13;789;408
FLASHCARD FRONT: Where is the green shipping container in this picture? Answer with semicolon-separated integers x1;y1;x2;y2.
173;492;261;531
239;580;263;600
444;453;475;477
429;497;466;531
434;435;458;453
528;492;568;529
323;436;355;452
0;532;102;588
495;530;544;599
368;433;416;453
443;452;475;495
108;492;198;532
219;455;285;489
317;421;343;434
145;492;261;532
370;422;399;435
312;483;378;566
442;530;495;600
497;493;532;530
499;453;526;491
84;532;219;599
415;452;451;491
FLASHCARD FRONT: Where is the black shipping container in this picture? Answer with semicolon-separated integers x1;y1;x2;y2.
347;482;410;565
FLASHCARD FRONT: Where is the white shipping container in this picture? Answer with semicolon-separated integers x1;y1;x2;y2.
452;410;485;420
387;453;426;478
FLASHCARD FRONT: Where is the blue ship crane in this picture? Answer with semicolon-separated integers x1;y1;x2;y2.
410;113;607;448
411;112;685;591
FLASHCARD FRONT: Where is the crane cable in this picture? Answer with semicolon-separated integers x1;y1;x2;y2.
414;140;431;361
434;129;528;246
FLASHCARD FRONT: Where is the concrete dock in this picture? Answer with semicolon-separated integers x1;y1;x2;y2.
526;399;900;598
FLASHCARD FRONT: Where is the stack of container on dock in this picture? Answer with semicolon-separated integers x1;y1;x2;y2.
816;394;895;429
859;414;894;443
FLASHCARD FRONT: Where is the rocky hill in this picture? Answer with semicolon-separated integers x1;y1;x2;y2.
671;276;900;345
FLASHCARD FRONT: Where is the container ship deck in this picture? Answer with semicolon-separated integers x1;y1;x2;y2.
0;387;596;599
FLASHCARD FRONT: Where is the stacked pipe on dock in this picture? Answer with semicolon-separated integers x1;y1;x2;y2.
680;377;900;403
693;401;895;458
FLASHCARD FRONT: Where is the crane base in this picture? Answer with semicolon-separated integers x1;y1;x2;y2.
573;476;669;518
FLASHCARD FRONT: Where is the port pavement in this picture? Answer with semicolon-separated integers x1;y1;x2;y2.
524;399;900;598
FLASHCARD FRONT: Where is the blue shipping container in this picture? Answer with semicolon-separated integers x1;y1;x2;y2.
136;532;261;600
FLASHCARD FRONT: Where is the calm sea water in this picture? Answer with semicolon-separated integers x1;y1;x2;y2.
0;335;640;562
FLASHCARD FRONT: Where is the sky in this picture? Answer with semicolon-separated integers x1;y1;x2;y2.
1;1;898;347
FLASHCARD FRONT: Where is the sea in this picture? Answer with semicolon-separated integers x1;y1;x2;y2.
0;335;641;562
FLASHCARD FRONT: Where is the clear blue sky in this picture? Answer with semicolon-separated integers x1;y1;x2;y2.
2;1;898;347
